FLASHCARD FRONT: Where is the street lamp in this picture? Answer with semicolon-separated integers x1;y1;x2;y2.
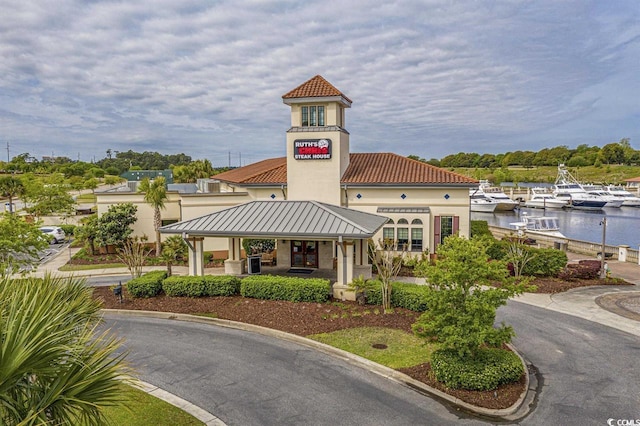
599;217;607;278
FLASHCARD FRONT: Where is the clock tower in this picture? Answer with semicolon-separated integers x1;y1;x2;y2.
282;75;352;205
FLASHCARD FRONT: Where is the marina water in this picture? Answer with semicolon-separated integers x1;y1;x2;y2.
473;206;640;249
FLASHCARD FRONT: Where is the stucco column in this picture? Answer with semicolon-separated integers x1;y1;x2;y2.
334;240;355;301
186;237;204;276
225;237;245;275
353;239;372;279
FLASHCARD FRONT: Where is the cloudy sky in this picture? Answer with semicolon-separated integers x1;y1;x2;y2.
1;1;638;167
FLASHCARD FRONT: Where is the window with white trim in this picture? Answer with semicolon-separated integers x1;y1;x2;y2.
411;219;423;251
301;106;325;127
397;218;409;249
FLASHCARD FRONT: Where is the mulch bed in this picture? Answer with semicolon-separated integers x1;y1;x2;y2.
529;276;632;294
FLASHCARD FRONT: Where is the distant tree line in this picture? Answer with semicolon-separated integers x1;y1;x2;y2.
0;149;230;183
409;138;638;169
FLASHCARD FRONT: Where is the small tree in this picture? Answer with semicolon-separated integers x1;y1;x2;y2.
413;235;528;359
161;235;188;276
504;237;536;278
369;239;405;313
138;177;167;256
117;235;152;278
22;173;75;219
0;213;50;277
95;203;137;249
74;214;99;255
0;176;25;214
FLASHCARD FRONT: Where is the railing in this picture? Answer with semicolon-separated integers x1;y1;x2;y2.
488;225;639;264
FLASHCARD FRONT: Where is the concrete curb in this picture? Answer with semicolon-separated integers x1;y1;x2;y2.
133;380;226;426
103;309;534;420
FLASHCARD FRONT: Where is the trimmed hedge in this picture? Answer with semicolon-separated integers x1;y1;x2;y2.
364;280;430;312
126;271;167;298
162;275;240;297
240;275;331;303
431;348;524;391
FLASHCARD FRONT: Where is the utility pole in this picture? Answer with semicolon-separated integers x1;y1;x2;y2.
239;152;242;167
600;217;607;278
6;141;9;163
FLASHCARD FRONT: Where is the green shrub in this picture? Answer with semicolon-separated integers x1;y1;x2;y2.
364;280;430;312
470;220;493;238
486;239;507;260
240;275;331;303
521;247;567;276
59;224;76;238
430;348;524;391
162;275;240;297
126;271;167;298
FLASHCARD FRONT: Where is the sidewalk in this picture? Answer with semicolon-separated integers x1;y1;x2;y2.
514;252;640;336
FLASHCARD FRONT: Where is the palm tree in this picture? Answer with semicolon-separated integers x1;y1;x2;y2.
0;274;134;425
138;177;167;256
0;176;25;214
161;235;188;276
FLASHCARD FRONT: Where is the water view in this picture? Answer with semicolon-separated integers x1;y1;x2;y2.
473;206;640;248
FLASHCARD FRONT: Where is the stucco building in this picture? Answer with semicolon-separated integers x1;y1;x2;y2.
96;75;477;297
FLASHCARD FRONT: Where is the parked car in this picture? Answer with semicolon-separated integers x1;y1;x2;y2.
39;226;66;244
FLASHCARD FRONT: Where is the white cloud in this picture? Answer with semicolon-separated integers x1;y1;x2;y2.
0;0;638;164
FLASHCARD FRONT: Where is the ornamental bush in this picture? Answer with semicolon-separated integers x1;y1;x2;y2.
240;275;331;303
430;348;524;391
521;247;567;276
162;275;240;297
364;280;430;312
126;270;166;298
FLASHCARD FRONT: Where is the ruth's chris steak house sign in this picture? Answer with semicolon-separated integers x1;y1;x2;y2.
293;139;332;160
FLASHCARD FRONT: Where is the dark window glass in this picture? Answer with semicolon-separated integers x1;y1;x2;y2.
411;228;423;251
397;227;409;250
310;106;317;126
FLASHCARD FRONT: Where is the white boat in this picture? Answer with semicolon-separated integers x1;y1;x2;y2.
582;185;623;208
605;185;640;207
509;212;566;239
524;188;568;209
553;165;607;210
476;180;519;211
469;193;498;212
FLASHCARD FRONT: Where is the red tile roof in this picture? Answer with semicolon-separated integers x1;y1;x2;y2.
343;153;477;185
282;75;352;103
214;157;286;184
214;153;476;186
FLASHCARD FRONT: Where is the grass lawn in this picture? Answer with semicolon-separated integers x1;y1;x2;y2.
103;385;204;426
76;193;97;203
308;327;436;369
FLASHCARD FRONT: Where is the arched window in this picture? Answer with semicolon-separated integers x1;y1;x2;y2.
411;219;422;225
397;218;408;224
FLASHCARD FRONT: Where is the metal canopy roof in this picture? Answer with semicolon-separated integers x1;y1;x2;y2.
160;200;389;239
